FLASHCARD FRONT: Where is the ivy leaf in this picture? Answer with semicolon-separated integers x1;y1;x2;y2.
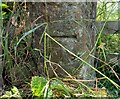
11;86;20;96
0;91;12;98
50;80;71;97
31;76;47;97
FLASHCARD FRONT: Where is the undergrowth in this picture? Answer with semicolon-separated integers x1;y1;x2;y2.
1;2;120;98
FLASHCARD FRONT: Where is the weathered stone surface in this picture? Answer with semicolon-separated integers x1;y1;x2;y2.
96;21;120;34
46;3;96;80
28;2;97;81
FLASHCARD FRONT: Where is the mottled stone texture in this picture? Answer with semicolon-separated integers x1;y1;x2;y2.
28;2;97;81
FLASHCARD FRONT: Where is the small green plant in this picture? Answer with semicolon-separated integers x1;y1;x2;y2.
1;3;9;16
0;86;22;99
31;76;109;98
31;76;48;97
31;76;71;98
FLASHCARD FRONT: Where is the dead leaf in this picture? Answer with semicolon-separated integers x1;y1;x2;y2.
91;87;107;97
14;20;26;36
11;16;18;26
15;26;23;36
